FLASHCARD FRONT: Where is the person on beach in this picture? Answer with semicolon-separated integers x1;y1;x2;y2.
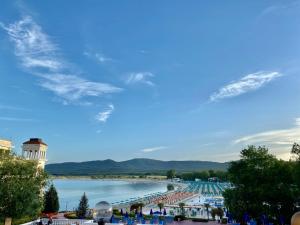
291;212;300;225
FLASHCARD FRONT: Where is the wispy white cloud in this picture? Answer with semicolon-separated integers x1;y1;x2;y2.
233;118;300;160
0;116;37;122
23;57;62;71
200;143;215;147
139;50;149;54
0;17;60;71
95;104;114;123
259;1;300;18
0;104;28;111
140;146;167;153
126;72;155;86
210;152;240;162
210;71;282;102
84;51;112;63
1;16;121;103
38;73;121;102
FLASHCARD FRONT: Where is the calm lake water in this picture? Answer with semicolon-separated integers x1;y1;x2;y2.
53;179;167;211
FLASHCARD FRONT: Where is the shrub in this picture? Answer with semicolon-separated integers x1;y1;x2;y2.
221;218;228;224
167;184;175;191
143;215;153;220
64;212;77;219
129;212;136;218
113;209;121;216
159;216;165;221
174;215;187;221
0;216;38;225
191;218;209;222
64;212;94;220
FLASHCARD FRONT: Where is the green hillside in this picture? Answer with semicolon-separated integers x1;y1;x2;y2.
45;158;228;175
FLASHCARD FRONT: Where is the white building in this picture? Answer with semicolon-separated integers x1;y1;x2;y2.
93;201;113;222
0;139;13;154
22;138;48;169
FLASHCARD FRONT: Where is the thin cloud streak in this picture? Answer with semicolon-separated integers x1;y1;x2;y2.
0;116;37;122
0;105;29;111
95;104;114;123
1;16;121;103
38;73;121;102
126;72;155;86
259;1;300;18
233;118;300;160
210;71;282;102
140;146;167;153
84;51;112;63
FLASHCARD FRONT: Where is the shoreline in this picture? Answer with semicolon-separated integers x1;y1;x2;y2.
50;175;168;182
51;176;186;191
51;176;188;211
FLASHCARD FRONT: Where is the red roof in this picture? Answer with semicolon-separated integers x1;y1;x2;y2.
23;138;48;146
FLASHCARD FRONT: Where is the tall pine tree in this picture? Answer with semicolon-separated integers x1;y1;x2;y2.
44;184;59;213
76;192;89;218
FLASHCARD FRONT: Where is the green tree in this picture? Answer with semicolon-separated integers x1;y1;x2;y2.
204;203;210;220
157;202;164;212
178;202;185;216
179;170;227;181
167;184;175;191
291;143;300;206
130;202;144;212
0;153;48;225
214;171;228;181
138;202;145;212
208;170;216;178
166;170;176;179
292;142;300;159
211;208;218;220
224;145;298;223
76;192;89;218
216;208;224;219
44;184;59;213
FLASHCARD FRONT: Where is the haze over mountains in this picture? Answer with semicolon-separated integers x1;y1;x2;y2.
45;158;229;175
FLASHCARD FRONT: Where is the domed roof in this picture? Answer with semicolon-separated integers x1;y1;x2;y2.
95;201;112;210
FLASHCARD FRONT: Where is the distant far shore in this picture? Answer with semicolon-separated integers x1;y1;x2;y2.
49;175;168;181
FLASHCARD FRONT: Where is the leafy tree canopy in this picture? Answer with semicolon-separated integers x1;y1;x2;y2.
224;145;299;223
157;202;164;212
0;153;48;224
130;202;144;212
167;183;175;191
166;169;176;179
178;170;228;181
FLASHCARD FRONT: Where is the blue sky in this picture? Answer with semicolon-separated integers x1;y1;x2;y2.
0;0;300;163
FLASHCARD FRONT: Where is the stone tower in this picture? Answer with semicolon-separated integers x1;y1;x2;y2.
22;138;48;169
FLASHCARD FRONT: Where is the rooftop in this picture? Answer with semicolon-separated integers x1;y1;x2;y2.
23;138;48;146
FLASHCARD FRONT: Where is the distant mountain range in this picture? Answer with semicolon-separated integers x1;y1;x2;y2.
45;158;228;175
